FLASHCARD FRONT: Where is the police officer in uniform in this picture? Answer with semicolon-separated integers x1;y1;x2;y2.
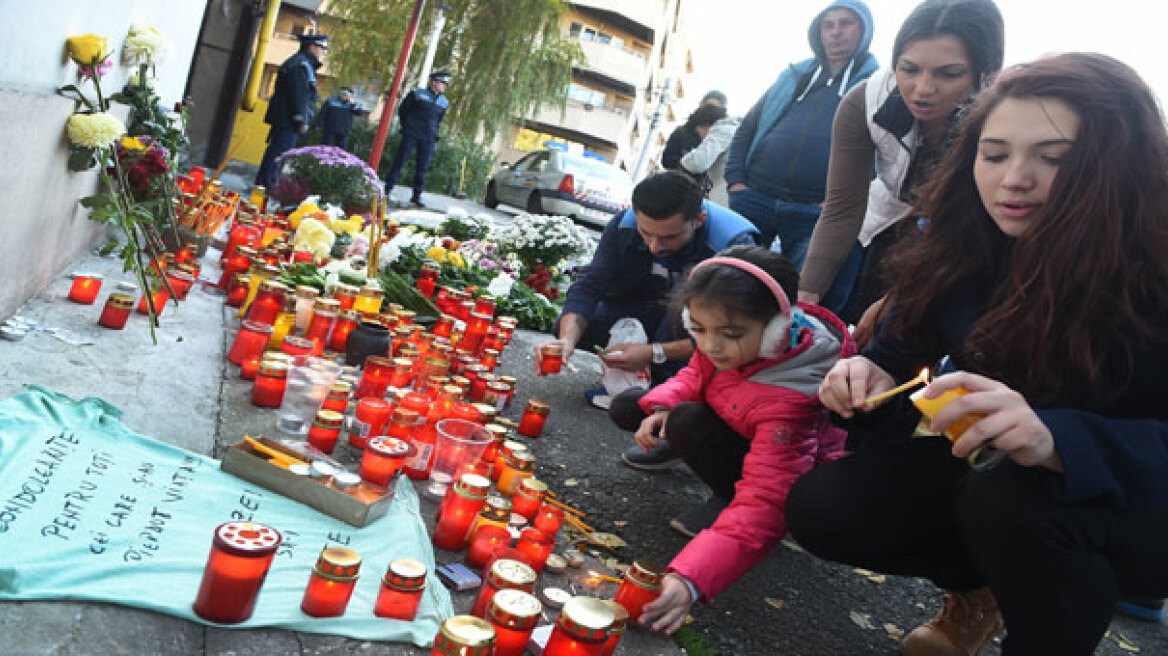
316;87;367;149
255;33;328;188
384;70;451;207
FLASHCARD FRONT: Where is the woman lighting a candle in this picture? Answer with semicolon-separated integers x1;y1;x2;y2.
787;54;1168;655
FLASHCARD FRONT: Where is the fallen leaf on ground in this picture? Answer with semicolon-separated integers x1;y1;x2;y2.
764;597;785;611
1113;633;1141;653
884;623;904;640
589;532;627;549
849;610;876;630
866;574;886;584
853;568;875;577
781;539;804;553
613;520;628;527
564;478;579;486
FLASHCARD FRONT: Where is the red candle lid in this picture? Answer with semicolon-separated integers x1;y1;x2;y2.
367;436;413;458
383;557;427;590
211;521;281;557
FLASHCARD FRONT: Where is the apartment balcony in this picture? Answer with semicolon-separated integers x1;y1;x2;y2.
528;99;630;146
578;39;649;91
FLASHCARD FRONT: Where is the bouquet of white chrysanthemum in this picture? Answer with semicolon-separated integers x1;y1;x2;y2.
491;213;595;271
122;24;170;66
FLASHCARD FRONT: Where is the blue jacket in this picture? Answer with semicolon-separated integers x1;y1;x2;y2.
561;201;758;320
264;50;320;130
725;0;877;191
315;96;363;137
398;87;449;142
857;276;1168;510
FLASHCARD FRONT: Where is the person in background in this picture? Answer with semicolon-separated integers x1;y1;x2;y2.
610;246;854;630
255;33;328;188
383;70;451;208
316;87;367;150
725;0;877;264
799;0;1004;321
680;104;740;207
787;53;1168;655
662;90;727;171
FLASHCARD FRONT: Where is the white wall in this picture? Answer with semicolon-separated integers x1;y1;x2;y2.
0;0;207;318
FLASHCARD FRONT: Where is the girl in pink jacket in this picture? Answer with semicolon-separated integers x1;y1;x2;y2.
610;245;855;633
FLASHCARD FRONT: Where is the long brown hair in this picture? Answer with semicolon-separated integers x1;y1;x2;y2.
886;53;1168;404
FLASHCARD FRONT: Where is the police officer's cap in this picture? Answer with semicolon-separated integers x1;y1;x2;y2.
429;70;453;84
298;34;329;48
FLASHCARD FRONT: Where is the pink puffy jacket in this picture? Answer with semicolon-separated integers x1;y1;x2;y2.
638;303;856;601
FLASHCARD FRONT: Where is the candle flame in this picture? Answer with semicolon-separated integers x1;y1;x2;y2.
919;368;931;384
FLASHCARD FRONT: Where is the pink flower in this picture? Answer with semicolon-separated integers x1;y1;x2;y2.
78;59;113;79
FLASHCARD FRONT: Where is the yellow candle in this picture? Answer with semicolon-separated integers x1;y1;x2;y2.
910;387;984;441
268;310;296;349
238;267;271;317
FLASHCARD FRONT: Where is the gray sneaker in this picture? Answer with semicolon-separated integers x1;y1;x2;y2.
621;443;682;471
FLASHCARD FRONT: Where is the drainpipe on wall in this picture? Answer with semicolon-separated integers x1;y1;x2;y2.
241;0;281;111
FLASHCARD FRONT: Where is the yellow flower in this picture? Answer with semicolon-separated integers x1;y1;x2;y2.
66;35;108;65
426;246;448;263
331;216;364;235
66;113;125;148
288;201;322;230
120;136;148;152
447;252;466;268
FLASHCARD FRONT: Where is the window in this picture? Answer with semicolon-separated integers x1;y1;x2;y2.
597;32;612;44
567;83;606;108
569;22;582;38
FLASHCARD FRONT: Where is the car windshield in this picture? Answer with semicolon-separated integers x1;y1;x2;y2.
560;155;624;180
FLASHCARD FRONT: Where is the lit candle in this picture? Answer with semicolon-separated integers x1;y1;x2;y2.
97;292;134;330
486;589;541;656
374;557;427;621
280;335;315;357
225;274;251;308
305;299;338;355
461;311;493;355
493;440;528;482
359;436;413;486
598;600;629;656
193;522;281;624
348;397;393;449
352;286;384;315
612;559;665;622
470;558;537;619
388;357;415;388
299;546;361;617
227;320;275;365
68;273;103;304
387;407;420;441
267;296;298;349
306;409;345;454
496;450;536;497
432;314;456;338
517;399;550;438
251;361;288;408
511;477;548;521
328;309;359;353
322;381;352;413
331;283;358;311
416;261;440;299
136;286;171;316
538;344;564;375
166;270;197;300
464;524;511;569
466;495;513;545
240;356;261;381
356;356;394;399
532;503;565;537
515;528;554;573
430;615;496;656
543;597;615;656
431;473;492;549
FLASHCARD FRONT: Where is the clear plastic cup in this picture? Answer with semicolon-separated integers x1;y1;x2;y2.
277;356;342;435
428;419;492;498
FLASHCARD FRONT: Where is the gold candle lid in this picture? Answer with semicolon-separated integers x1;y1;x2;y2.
454;473;490;499
257;361;288;378
312;546;361;581
487;588;542;630
105;293;135;309
281;335;314;351
600;599;629;634
516;477;547;499
484;424;509;442
504;450;536;472
557;596;615;642
486;558;537;591
433;616;496;656
383;557;427;590
327;381;352;398
357;286;383;299
312;409;344;429
625;559;665;590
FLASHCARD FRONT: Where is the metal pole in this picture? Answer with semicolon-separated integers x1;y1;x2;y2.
367;0;427;168
418;6;448;86
631;76;673;181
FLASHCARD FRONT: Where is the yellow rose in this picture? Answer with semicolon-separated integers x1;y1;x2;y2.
426;246;448;263
66;35;108;65
447;252;466;268
66;113;125;148
120;136;148;152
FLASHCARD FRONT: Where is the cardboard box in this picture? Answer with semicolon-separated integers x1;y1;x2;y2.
220;437;397;527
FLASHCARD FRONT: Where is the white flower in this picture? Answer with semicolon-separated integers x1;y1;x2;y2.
122;24;170;66
486;273;516;297
66;112;125;147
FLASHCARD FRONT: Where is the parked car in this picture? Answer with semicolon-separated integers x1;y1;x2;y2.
484;147;632;227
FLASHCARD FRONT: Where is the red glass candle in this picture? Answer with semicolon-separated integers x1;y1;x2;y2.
292;249;314;263
299;546;361;617
68;273;103;304
328;309;359;352
433;473;491;551
470;558;537;619
479;349;501;372
217;247;254;289
543;597;615;656
497;376;518;409
356;356;394;399
493;440;527;482
461;311;493;354
245;280;289;325
482;332;506;355
479;424;508;469
97;292;134;329
511;477;548;521
431;616;496;656
516;528;554;573
306;409;345;454
240;356;261;380
322;381;352;413
281;335;314;357
225;274;251;308
466;496;513;546
463;523;511;569
136;286;170;316
598;600;629;656
251;361;288;408
387;407;419;441
416;261;440;299
227;320;274;365
359;436;413;486
432;314;455;338
469;372;497;403
456;299;474;322
482;382;510;412
434;287;453;314
517;399;550;438
374;558;427;620
612;560;665;622
532;503;565;537
486;589;542;656
348;397;392;449
305;303;337;355
331;284;358;310
223;221;260;261
404;423;438;480
192;522;281;624
388;357;414;388
418;356;451;391
166;270;197;300
473;294;496;317
496;450;536;497
538;344;565;375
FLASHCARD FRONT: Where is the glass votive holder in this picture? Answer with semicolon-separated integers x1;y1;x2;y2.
322;381;352;413
511;477;547;521
537;344;564;375
532;504;565;537
375;558;427;620
136;286;171;316
68;272;103;304
464;524;511;569
299;546;361;617
356;355;394;399
612;559;665;622
251;360;288;408
97;292;134;329
192;521;281;624
515;528;554;573
517;399;550;438
348;397;393;449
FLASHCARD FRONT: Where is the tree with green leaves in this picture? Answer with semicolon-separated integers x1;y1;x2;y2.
326;0;583;146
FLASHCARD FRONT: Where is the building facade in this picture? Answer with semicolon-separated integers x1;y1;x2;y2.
496;0;695;178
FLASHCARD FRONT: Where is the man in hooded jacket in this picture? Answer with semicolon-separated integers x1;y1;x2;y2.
724;1;877;267
256;33;327;189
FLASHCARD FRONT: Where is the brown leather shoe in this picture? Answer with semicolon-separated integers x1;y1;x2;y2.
901;587;1004;656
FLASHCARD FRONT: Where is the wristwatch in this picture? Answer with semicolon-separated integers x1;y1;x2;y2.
650;342;667;365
